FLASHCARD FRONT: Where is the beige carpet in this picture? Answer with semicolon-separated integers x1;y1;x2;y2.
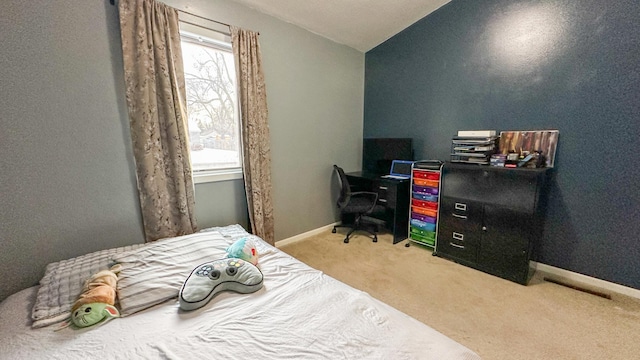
277;230;640;360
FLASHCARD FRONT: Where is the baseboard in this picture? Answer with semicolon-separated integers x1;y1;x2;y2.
275;222;339;248
533;262;640;300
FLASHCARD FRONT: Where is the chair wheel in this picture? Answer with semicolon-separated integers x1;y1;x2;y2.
343;238;349;244
405;243;410;247
373;236;378;243
332;228;336;233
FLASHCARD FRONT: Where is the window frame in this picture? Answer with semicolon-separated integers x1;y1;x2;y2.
180;30;243;184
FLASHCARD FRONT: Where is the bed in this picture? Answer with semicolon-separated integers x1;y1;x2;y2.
0;225;480;359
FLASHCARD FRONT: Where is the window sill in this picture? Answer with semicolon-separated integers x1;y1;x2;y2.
193;169;243;184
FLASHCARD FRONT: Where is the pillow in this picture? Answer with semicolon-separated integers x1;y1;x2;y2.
201;224;274;256
31;243;145;328
114;231;231;316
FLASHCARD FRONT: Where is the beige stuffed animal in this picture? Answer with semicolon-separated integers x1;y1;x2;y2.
72;264;121;312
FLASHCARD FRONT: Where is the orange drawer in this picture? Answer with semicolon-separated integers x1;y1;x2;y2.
412;170;440;180
412;198;438;209
413;178;439;187
411;205;437;217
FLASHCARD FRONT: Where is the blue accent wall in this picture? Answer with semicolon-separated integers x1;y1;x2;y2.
364;0;640;289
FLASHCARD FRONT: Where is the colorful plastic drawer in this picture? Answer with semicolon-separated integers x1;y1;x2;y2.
410;233;435;246
412;185;438;195
410;219;436;232
410;227;436;242
411;205;437;217
412;171;440;180
411;199;438;210
411;213;436;223
410;226;436;238
413;178;440;188
412;192;438;202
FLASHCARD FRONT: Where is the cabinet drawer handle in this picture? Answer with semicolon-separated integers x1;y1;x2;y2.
452;213;468;219
378;199;387;203
450;242;465;249
455;203;467;211
379;186;388;190
452;232;464;241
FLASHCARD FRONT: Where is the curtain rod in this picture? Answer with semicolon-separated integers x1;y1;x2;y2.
179;19;231;37
109;1;233;32
177;9;231;29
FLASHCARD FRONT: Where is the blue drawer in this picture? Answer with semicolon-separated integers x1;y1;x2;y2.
410;219;436;232
413;192;438;202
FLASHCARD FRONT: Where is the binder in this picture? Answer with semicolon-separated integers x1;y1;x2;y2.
450;136;498;165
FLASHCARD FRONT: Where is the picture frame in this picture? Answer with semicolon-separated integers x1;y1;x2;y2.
498;130;559;168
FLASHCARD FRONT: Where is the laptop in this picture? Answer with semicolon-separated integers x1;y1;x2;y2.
381;160;413;179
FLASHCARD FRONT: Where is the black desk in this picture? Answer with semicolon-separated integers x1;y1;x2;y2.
345;171;410;244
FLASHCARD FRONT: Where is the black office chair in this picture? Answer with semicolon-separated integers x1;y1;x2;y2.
332;165;382;243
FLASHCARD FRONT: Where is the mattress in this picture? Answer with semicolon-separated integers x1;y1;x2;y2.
0;226;480;359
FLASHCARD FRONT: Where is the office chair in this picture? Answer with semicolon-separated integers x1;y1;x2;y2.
332;165;382;244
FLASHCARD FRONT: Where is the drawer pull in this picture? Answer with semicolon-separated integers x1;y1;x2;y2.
379;186;388;190
450;242;465;249
455;203;467;211
378;199;387;203
452;232;464;241
452;213;468;219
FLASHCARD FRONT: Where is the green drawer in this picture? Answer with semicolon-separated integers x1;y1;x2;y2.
410;233;435;246
410;226;436;239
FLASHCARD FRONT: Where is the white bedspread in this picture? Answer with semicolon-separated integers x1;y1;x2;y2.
0;232;480;359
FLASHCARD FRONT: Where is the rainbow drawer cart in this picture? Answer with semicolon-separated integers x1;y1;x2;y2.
407;160;444;248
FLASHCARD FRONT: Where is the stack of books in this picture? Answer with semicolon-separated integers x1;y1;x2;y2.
450;130;499;165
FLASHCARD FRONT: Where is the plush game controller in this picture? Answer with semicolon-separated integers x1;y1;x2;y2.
179;258;264;311
225;237;259;265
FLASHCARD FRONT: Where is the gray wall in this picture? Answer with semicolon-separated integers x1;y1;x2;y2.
364;0;640;289
0;0;144;302
0;0;364;301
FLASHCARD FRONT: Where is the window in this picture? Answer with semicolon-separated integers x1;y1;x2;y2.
180;30;242;182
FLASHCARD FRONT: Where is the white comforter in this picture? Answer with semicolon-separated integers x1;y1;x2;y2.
0;232;480;359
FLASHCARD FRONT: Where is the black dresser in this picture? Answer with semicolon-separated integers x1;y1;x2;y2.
435;162;551;285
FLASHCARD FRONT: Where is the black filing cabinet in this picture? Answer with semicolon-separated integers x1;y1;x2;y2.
435;163;551;285
373;177;410;244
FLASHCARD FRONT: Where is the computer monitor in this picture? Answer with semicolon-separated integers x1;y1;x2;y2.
362;138;413;174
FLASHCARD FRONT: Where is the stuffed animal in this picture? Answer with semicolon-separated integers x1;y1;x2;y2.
71;303;119;328
70;264;121;328
226;237;259;265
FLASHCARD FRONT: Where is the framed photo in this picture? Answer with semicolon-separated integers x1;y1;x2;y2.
498;130;559;168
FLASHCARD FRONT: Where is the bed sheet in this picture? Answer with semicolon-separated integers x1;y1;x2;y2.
0;227;480;360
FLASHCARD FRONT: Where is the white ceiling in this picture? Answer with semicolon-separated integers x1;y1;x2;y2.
227;0;452;52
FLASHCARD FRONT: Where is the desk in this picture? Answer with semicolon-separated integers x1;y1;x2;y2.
345;171;410;244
